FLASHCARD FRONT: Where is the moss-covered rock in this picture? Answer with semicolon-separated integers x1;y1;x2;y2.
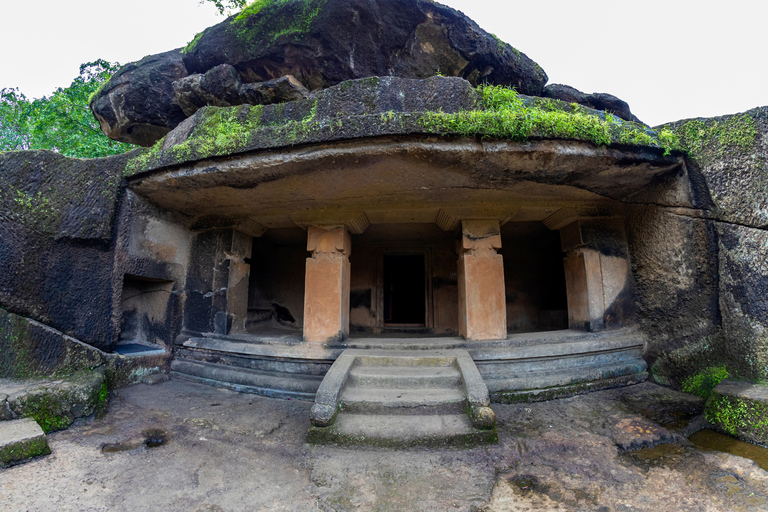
4;368;106;433
125;76;679;176
706;380;768;446
664;107;767;229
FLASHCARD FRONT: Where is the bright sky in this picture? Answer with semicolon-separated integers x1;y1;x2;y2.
1;0;766;127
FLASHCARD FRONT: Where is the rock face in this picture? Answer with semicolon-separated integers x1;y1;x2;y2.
90;50;189;147
634;106;768;385
544;84;641;123
90;0;548;146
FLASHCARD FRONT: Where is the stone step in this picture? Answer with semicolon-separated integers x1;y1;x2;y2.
307;414;496;447
339;386;466;415
706;380;768;446
0;418;50;467
347;364;462;388
171;359;321;400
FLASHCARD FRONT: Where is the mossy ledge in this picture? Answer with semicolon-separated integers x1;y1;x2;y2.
125;76;680;176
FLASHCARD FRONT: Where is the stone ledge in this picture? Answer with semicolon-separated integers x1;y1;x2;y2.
0;418;50;467
706;380;768;446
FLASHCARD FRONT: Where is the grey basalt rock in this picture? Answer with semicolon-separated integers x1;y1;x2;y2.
91;0;547;146
544;83;642;124
90;50;189;147
173;65;310;117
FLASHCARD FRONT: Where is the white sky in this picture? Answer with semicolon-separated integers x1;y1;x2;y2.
1;0;766;127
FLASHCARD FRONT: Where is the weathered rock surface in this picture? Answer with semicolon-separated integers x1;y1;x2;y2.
706;380;768;446
91;0;548;146
90;50;189;146
544;83;641;123
173;65;309;117
0;151;130;351
716;222;768;380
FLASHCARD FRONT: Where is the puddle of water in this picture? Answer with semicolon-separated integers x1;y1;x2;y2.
142;429;168;448
621;443;691;470
689;429;768;471
101;429;168;454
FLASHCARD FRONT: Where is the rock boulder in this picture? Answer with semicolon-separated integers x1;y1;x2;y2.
91;0;547;146
90;50;189;147
544;84;641;124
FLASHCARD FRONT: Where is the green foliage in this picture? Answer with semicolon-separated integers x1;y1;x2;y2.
682;365;730;399
0;60;134;158
203;0;247;15
231;0;328;45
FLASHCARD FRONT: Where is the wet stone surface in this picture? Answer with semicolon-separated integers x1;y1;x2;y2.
1;380;767;511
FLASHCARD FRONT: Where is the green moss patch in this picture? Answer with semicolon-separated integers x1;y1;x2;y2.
667;112;758;164
8;369;106;434
682;365;729;399
421;85;680;154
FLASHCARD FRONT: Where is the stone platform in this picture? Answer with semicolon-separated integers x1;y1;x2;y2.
171;328;647;402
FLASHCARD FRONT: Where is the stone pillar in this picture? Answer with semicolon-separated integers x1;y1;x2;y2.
183;228;253;335
303;226;352;343
457;220;507;341
226;230;253;333
563;247;605;332
559;219;634;331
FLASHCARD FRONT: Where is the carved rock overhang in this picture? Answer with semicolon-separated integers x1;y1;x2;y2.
127;134;684;230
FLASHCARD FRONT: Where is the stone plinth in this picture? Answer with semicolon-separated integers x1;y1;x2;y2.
303;226;352;343
458;220;507;341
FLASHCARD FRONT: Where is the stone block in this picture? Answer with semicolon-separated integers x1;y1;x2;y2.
706;380;768;446
0;418;50;466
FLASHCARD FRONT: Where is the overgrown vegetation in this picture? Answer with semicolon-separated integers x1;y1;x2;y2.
230;0;328;44
681;365;730;399
0;60;135;158
421;85;681;154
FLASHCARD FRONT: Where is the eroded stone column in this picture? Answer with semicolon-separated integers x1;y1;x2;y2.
458;220;507;341
303;226;352;342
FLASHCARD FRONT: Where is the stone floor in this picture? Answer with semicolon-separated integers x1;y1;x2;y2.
1;379;766;511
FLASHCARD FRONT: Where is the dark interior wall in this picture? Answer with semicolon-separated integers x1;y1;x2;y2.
348;224;458;334
247;228;307;330
500;223;568;333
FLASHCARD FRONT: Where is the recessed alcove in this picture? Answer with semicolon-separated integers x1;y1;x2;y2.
117;274;174;355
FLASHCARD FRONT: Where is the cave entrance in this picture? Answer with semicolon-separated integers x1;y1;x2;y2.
383;253;426;326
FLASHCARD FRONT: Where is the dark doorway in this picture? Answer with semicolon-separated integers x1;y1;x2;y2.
383;254;426;325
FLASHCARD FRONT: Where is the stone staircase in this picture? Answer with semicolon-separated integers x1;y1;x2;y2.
307;349;497;447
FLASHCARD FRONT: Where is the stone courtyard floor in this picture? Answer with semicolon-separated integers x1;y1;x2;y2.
1;379;767;512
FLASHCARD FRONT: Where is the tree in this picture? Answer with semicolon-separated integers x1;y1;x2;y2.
203;0;248;15
0;60;135;159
